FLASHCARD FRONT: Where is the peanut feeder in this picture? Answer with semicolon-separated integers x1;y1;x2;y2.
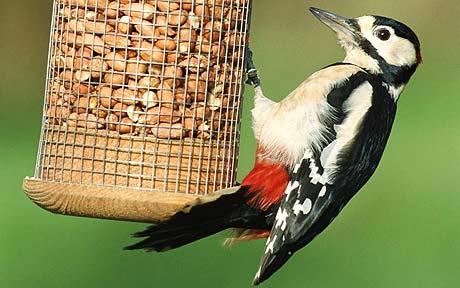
23;0;252;222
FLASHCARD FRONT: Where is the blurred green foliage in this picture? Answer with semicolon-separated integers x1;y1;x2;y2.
2;0;460;287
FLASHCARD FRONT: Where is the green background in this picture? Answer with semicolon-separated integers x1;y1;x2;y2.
2;0;460;287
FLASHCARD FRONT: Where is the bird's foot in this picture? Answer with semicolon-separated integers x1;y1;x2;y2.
245;47;261;87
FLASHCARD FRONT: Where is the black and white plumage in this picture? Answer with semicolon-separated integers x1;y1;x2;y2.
253;66;398;283
127;7;422;286
253;8;421;284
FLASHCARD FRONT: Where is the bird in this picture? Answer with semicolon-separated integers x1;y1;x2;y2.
126;7;422;285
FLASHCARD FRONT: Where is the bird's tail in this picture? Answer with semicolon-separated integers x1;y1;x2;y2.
125;187;248;252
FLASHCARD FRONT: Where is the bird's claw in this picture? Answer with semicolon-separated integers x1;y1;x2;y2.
245;47;261;87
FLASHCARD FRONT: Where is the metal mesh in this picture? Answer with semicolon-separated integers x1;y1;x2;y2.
35;0;251;195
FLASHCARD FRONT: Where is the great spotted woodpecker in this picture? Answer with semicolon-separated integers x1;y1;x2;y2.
126;7;422;285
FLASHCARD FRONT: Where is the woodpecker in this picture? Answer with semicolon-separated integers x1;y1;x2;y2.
126;7;422;285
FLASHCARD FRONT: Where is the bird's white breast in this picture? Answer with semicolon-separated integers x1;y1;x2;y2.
252;65;366;167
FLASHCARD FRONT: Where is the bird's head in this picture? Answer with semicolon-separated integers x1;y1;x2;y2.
310;7;421;89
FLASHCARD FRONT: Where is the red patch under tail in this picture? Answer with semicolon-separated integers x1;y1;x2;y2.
241;160;289;210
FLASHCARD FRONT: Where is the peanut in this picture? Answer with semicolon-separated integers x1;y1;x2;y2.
151;123;183;139
105;51;126;71
112;102;129;117
187;75;207;101
146;106;181;125
194;0;210;18
65;0;108;9
126;59;148;78
103;73;127;86
157;1;180;12
154;16;177;36
167;10;188;26
176;25;197;53
119;117;135;134
121;3;155;20
68;19;114;34
163;66;184;87
126;105;143;122
141;91;158;108
139;41;165;63
134;19;157;37
67;113;104;129
113;88;139;105
47;106;71;124
155;37;177;51
106;113;119;130
156;82;174;103
203;21;222;42
118;16;132;34
138;76;160;89
102;34;131;48
106;1;120;18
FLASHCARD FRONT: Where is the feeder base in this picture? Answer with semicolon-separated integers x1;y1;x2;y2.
23;177;214;223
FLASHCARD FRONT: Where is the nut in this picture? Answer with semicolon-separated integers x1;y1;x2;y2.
151;123;183;139
146;106;181;125
113;88;138;105
103;34;131;48
106;113;119;130
141;91;158;108
121;3;155;20
119;117;135;134
134;19;157;37
126;59;148;78
126;105;143;122
138;76;160;89
155;37;177;51
157;1;180;12
113;102;129;117
139;41;164;63
167;10;188;26
154;16;176;36
105;51;126;71
117;16;132;34
163;66;184;87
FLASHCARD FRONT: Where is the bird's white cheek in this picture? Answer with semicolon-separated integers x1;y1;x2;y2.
372;37;417;67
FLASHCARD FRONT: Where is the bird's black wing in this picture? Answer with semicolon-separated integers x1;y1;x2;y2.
253;148;339;285
253;69;397;285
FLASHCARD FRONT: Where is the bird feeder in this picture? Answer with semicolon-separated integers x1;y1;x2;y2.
23;0;252;223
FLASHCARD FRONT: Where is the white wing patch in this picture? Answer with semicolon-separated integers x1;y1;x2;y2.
274;209;289;231
293;199;312;216
284;181;300;197
264;235;278;254
319;186;327;197
322;82;373;180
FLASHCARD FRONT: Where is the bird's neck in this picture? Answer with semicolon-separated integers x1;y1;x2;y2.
344;48;416;100
344;48;381;74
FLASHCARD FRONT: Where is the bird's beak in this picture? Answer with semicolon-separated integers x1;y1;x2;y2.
309;7;360;45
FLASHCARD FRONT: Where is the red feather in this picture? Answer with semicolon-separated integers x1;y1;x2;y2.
416;51;423;65
242;159;289;210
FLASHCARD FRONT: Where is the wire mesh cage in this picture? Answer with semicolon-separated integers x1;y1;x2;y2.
23;0;252;222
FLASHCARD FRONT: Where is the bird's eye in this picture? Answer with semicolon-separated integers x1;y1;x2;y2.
376;29;391;41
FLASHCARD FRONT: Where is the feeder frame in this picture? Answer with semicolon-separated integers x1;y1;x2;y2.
24;0;253;223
